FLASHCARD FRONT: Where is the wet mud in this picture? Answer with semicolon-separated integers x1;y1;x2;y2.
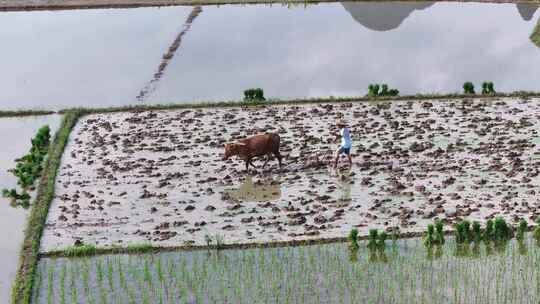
41;97;540;252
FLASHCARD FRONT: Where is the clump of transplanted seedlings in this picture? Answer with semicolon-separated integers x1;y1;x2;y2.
484;219;494;242
2;125;50;208
455;220;472;244
243;88;265;102
434;220;444;245
424;224;435;248
454;220;474;257
463;82;475;94
426;221;445;259
516;219;528;255
378;232;388;249
472;221;482;243
348;228;359;251
516;219;527;241
368;229;379;250
493;217;512;242
368;84;399;97
367;229;389;263
481;82;495;94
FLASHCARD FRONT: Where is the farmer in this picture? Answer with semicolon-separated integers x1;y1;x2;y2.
334;120;353;168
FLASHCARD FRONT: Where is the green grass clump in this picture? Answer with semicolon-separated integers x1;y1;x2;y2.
2;188;31;208
63;244;97;257
244;88;265;102
125;242;154;253
2;125;51;208
463;82;475;94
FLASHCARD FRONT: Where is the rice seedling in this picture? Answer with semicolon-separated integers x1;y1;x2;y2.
59;263;66;304
517;219;527;241
32;262;43;304
348;228;359;250
435;220;445;245
485;219;495;242
215;234;224;250
424;224;435;248
107;257;114;292
46;259;55;304
472;221;482;243
368;229;379;250
494;217;511;242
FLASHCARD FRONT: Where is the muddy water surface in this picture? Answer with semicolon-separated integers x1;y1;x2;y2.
0;2;539;110
0;115;61;300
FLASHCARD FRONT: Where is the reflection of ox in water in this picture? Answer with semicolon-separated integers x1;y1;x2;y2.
224;175;281;202
222;133;283;172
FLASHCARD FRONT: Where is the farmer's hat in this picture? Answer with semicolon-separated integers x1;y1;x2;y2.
337;120;348;127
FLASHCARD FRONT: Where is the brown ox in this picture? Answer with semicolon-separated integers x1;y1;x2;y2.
223;133;283;171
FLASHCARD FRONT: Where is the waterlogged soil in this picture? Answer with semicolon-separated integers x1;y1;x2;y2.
0;115;61;300
40;97;540;252
34;237;540;303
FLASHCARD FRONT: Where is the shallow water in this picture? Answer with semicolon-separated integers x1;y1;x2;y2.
0;2;539;110
34;237;540;303
40;97;540;251
0;115;61;300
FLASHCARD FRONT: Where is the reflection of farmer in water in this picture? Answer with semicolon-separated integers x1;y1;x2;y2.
334;120;353;169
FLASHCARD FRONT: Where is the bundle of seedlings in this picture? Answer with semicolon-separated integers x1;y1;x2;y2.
481;82;495;95
348;228;359;251
367;229;388;263
368;84;399;97
516;219;528;242
243;88;265;102
2;125;50;208
425;220;445;248
463;82;475;94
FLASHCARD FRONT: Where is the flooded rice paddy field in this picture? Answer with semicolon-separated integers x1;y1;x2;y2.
40;97;540;252
0;2;539;110
33;237;540;303
0;115;61;300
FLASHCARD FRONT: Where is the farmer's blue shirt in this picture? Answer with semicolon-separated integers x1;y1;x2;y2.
341;127;352;149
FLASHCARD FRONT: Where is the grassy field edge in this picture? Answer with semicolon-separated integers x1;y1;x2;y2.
1;91;539;118
0;111;55;119
60;91;540;116
10;111;82;304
